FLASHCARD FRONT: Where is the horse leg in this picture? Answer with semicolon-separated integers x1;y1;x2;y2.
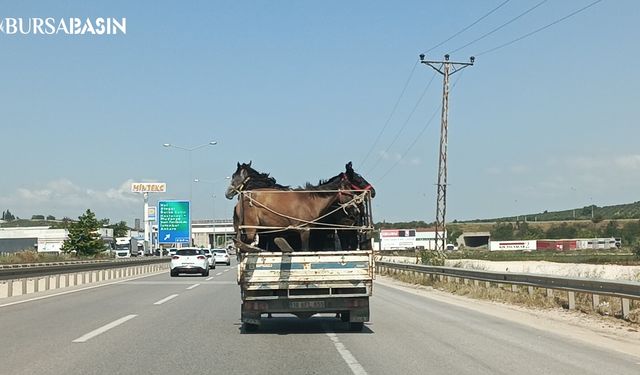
300;230;310;251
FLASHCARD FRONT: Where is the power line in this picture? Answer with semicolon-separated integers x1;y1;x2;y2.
476;0;603;57
375;71;466;183
359;60;419;168
449;0;548;55
366;70;438;175
423;0;512;54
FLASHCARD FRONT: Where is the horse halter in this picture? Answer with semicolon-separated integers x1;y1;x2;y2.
231;175;251;195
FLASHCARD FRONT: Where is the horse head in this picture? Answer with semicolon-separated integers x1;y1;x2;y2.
344;161;376;198
225;161;289;199
225;162;252;199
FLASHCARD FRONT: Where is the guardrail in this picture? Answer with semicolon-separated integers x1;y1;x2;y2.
0;258;168;280
0;258;170;299
376;261;640;320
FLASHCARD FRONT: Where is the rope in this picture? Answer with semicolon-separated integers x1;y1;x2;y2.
239;190;372;231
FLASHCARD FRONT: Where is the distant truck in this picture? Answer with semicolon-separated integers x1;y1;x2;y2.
114;237;142;258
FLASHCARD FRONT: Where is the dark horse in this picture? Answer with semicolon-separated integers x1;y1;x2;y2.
225;162;375;251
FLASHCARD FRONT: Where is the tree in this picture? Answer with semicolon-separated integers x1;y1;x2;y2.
2;209;15;221
490;222;514;241
111;221;130;238
61;209;106;256
446;224;463;244
46;215;56;220
31;214;45;220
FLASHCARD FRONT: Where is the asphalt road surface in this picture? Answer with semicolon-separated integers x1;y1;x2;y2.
1;263;638;375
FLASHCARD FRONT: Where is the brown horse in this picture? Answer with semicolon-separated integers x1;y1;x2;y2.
226;161;376;251
229;168;354;251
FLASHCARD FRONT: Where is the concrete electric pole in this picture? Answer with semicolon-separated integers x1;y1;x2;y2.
419;54;474;253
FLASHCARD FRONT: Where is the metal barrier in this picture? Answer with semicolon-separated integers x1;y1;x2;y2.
376;261;640;320
0;260;170;299
0;258;168;280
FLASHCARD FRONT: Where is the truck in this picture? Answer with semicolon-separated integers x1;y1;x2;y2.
235;182;375;332
114;237;142;258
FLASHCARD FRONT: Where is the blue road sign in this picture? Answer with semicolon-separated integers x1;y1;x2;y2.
158;200;191;244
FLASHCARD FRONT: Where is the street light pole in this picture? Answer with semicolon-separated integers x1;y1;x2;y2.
163;141;217;202
212;194;216;248
194;176;230;248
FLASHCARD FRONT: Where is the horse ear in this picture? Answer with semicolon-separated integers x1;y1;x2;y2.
248;161;252;167
237;162;240;168
346;161;353;171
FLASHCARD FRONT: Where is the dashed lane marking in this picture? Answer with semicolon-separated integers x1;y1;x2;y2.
216;272;223;276
73;315;137;343
153;294;179;305
186;284;200;290
205;277;214;281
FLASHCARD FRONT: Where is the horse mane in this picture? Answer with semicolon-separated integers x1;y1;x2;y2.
296;173;344;196
242;164;290;190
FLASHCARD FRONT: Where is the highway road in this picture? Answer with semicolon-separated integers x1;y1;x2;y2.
1;262;638;375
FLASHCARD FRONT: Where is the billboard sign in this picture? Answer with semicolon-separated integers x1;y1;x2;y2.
131;182;167;193
147;206;157;221
158;200;190;244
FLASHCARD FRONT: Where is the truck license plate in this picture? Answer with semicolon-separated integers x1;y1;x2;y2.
289;301;325;309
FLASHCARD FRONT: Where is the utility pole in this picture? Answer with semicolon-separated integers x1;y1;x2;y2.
419;54;474;253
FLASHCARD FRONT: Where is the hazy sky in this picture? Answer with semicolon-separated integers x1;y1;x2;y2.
1;0;638;225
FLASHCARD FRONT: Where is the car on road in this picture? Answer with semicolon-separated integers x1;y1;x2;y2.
170;248;209;277
212;248;231;265
201;248;216;269
168;248;178;257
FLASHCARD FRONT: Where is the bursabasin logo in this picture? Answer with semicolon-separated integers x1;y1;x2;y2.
0;17;126;35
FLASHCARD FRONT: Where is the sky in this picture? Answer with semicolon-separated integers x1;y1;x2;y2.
1;0;639;225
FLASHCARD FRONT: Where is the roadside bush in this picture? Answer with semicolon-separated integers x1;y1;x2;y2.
419;250;445;266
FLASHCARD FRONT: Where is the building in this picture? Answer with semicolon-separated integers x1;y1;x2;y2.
379;228;445;250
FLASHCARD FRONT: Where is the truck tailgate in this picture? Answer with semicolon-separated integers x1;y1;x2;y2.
239;251;374;299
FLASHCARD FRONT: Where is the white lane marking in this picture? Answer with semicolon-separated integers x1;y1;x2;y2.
73;314;137;343
186;284;200;290
216;272;223;276
205;277;214;281
0;273;161;308
154;294;179;305
325;331;368;375
224;269;230;273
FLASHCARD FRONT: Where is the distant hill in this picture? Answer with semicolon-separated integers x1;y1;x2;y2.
463;201;640;223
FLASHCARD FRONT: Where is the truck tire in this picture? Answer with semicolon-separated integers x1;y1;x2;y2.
203;269;210;277
170;270;178;277
348;322;364;332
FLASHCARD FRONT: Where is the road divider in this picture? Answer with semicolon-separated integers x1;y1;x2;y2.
0;261;169;299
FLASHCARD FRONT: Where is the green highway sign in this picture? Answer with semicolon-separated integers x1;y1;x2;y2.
158;200;191;244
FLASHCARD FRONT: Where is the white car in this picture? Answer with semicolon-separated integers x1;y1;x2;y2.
201;248;216;269
212;248;231;266
170;248;209;277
